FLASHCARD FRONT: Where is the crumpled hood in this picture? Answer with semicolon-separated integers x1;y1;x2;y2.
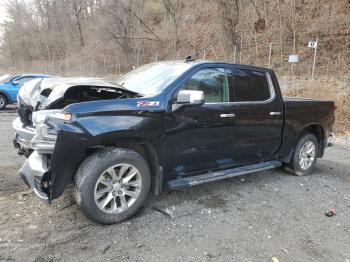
18;77;122;110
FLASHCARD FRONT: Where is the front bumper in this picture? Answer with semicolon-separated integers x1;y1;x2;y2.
15;116;89;201
13;117;58;201
13;117;56;155
19;151;50;200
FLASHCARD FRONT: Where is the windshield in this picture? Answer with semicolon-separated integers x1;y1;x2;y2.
114;62;193;95
0;74;14;84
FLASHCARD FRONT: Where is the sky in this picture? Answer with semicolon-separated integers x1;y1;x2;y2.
0;0;7;37
0;0;8;24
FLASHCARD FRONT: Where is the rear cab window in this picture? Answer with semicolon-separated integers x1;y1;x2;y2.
228;69;272;102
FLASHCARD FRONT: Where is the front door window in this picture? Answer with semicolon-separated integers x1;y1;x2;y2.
180;68;229;103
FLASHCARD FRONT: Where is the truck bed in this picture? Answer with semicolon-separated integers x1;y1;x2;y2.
277;96;335;162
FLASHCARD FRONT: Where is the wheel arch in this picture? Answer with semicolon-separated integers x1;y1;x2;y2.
87;137;163;195
300;124;325;157
0;90;11;104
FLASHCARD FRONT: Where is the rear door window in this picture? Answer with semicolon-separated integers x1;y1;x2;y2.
228;69;271;102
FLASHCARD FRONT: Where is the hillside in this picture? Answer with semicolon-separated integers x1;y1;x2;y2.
0;0;348;77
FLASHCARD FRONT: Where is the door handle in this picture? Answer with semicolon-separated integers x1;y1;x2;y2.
220;113;236;118
270;111;281;116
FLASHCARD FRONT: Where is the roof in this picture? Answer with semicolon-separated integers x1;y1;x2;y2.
16;73;57;78
157;60;271;71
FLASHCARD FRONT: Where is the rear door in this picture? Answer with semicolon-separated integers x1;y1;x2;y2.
228;68;284;164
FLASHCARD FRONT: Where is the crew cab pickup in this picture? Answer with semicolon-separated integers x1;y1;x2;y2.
13;60;335;224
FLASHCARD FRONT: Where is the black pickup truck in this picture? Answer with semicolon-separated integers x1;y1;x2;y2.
13;60;335;224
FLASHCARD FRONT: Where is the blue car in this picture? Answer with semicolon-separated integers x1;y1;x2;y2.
0;74;55;110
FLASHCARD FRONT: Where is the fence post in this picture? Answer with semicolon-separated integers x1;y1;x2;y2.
267;42;272;68
65;53;68;73
240;34;243;63
116;52;121;75
233;45;236;63
103;55;107;76
91;56;94;76
135;49;138;68
311;36;318;81
211;46;218;61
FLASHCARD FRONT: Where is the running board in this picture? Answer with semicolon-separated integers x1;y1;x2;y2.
167;160;282;190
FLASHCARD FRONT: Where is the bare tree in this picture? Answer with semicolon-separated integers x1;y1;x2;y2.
218;0;240;50
0;0;348;77
161;0;184;51
67;0;86;47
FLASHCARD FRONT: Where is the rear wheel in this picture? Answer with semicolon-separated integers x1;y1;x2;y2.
284;133;319;176
74;148;151;224
0;94;7;110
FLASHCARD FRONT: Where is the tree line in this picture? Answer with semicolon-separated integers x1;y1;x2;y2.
0;0;349;77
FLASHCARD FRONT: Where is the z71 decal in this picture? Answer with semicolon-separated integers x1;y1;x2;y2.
137;101;160;107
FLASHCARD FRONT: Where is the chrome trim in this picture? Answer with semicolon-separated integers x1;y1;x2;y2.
220;113;236;118
19;151;50;201
13;117;56;154
270;111;281;116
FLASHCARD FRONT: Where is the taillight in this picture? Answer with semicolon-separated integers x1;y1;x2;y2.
332;104;337;113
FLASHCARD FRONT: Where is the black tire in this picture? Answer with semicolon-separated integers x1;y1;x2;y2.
74;148;151;224
284;133;319;176
0;94;7;110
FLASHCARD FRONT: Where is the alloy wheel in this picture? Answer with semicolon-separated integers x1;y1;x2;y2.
94;163;142;214
298;141;316;170
0;97;5;109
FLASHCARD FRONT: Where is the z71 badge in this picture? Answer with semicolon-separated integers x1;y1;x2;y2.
137;101;160;107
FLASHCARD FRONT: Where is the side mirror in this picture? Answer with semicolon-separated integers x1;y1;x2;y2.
172;90;204;111
176;90;204;105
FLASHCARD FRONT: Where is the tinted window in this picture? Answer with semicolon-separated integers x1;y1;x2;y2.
180;68;229;103
228;69;270;102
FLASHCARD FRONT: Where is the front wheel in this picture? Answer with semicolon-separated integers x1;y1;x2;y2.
74;148;151;224
284;133;319;176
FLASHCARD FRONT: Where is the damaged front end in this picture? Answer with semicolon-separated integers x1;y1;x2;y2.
13;77;140;201
15;110;71;201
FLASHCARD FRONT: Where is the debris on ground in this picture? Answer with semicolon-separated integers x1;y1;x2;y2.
102;245;111;254
18;189;32;200
60;201;75;210
151;206;173;218
280;248;288;253
325;208;336;217
271;256;279;262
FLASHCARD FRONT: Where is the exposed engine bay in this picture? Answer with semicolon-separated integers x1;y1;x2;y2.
46;85;133;109
14;77;142;159
16;77;141;127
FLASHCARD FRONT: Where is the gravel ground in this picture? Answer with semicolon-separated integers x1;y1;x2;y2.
0;107;349;262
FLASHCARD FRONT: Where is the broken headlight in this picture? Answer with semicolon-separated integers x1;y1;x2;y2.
32;110;72;126
30;110;72;152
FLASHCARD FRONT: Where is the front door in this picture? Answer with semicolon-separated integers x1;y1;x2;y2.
165;67;238;177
